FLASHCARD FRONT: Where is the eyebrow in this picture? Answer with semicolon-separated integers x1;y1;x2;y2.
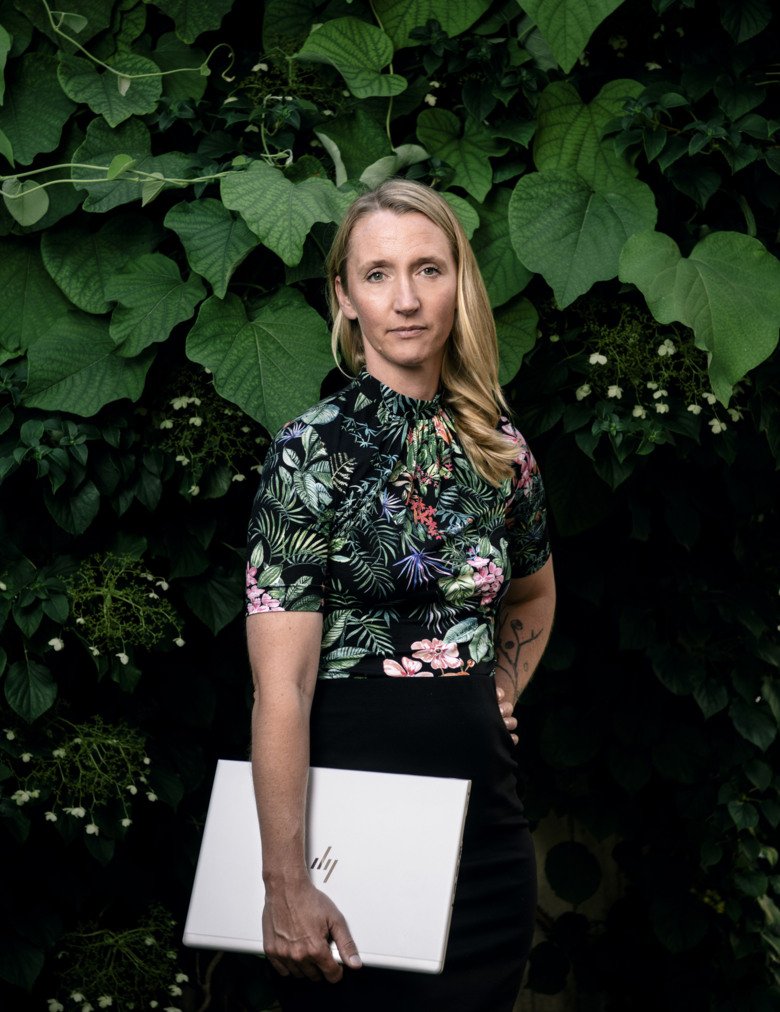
356;255;449;274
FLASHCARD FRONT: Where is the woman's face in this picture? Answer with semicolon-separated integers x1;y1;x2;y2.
335;209;458;395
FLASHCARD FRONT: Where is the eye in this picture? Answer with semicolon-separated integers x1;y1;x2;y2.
366;270;385;282
420;265;441;277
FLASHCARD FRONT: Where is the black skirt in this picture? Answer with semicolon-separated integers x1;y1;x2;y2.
272;675;537;1012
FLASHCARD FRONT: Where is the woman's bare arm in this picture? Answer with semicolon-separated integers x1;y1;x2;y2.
248;611;362;983
494;557;556;739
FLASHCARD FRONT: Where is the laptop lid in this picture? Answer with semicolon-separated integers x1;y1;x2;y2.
183;760;471;973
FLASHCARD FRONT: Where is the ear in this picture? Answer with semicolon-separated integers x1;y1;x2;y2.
335;276;358;321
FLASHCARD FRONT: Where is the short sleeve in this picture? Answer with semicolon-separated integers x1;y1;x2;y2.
245;422;333;615
501;419;551;579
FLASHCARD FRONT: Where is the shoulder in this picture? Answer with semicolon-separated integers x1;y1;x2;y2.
264;378;360;461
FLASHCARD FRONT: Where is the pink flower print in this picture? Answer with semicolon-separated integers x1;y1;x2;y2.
383;657;431;677
411;638;462;671
468;559;505;605
246;563;284;614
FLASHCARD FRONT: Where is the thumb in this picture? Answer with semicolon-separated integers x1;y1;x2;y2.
330;918;362;969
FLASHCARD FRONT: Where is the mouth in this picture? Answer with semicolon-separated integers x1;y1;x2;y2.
389;326;426;338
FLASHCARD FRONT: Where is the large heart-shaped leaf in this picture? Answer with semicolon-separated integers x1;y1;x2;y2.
473;187;532;308
509;168;657;307
0;53;75;164
294;17;406;99
534;79;643;186
373;0;490;48
315;107;394;183
57;53;162;127
5;659;56;722
417;109;508;201
41;212;159;314
186;290;333;435
106;253;206;356
221;161;352;267
164;199;257;297
0;241;71;356
144;0;233;43
520;0;626;73
1;177;49;226
24;312;154;414
153;33;207;103
619;230;780;403
496;298;539;384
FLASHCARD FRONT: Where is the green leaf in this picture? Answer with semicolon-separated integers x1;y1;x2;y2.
650;893;708;953
0;25;11;105
49;10;89;33
545;841;602;904
186;290;333;435
373;0;490;48
720;0;772;43
0;53;75;164
729;697;777;752
509;169;657;307
106;154;135;180
5;659;56;722
619;230;780;403
359;143;430;189
315;107;394;184
0;126;12;164
105;253;205;356
152;33;207;103
496;298;539;384
221;161;352;267
146;0;233;43
1;176;48;226
164;199;256;298
44;479;100;534
182;569;243;633
0;241;71;356
473;187;532;308
24;312;154;414
417;109;508;201
57;53;162;127
40;212;159;315
0;939;44;989
262;0;315;44
439;191;479;239
534;79;643;186
693;678;729;719
520;0;626;73
728;799;759;830
294;17;406;99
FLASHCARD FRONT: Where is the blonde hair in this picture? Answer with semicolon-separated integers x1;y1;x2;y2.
326;180;516;486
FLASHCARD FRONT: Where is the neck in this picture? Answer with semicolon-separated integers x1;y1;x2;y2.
362;361;441;402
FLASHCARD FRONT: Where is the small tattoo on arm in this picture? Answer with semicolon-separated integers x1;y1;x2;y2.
495;617;543;697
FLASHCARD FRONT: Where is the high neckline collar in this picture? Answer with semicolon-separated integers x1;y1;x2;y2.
357;369;444;420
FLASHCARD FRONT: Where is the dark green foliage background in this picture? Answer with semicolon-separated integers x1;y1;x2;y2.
0;0;778;1009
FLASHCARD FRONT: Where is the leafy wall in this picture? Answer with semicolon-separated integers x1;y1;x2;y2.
0;0;778;1009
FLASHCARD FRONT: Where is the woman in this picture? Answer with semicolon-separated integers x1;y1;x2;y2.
246;179;555;1011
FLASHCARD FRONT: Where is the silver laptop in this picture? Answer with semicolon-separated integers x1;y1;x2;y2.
183;760;471;973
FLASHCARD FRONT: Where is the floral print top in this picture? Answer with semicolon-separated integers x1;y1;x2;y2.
246;370;550;679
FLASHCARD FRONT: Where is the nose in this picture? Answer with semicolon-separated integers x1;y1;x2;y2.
393;275;420;315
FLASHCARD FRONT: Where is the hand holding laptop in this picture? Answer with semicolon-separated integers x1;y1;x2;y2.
262;877;362;982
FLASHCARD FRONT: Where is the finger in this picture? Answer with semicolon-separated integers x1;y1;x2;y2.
511;733;518;746
496;685;505;701
268;955;289;977
330;922;362;977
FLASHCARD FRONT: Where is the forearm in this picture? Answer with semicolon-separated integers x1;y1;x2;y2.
494;558;556;705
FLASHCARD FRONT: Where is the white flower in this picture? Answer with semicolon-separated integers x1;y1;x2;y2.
703;392;717;405
654;402;670;414
174;455;189;465
175;974;189;984
21;751;32;762
0;581;6;591
45;811;58;822
173;636;185;647
53;747;66;758
71;996;85;1005
143;756;151;765
76;617;85;625
188;416;203;427
47;1000;64;1011
645;61;662;70
115;652;129;666
548;333;560;343
121;818;132;828
156;580;169;591
48;637;65;652
86;823;99;835
90;646;100;656
250;464;262;473
65;806;86;818
144;936;156;947
231;473;246;482
158;419;174;430
4;729;15;740
169;985;183;996
82;1005;94;1012
652;388;668;400
575;383;592;401
252;62;268;72
646;381;658;391
709;418;726;434
424;93;437;106
687;403;702;415
588;352;607;365
632;405;647;419
147;591;159;600
127;784;138;795
606;385;623;399
147;791;158;802
189;485;200;496
97;996;113;1007
171;396;189;410
727;408;742;422
657;338;676;357
12;790;31;805
223;95;237;104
